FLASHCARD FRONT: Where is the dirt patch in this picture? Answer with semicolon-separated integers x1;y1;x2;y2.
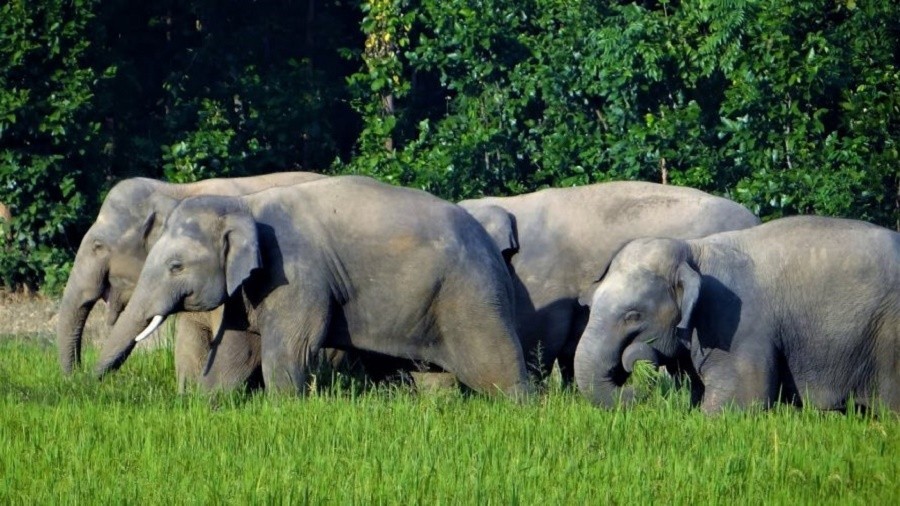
0;290;169;348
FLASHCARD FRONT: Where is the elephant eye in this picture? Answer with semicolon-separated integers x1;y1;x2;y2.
623;310;642;323
168;260;184;274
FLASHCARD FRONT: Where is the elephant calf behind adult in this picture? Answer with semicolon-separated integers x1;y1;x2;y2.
576;216;900;412
57;171;325;391
458;182;760;380
96;176;530;397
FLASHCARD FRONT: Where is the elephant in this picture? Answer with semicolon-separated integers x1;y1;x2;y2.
458;181;760;381
57;171;326;391
94;175;531;397
574;215;900;413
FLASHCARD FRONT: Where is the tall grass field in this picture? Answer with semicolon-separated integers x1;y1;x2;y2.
1;335;897;503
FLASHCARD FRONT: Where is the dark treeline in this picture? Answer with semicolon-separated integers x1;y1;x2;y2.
1;0;898;291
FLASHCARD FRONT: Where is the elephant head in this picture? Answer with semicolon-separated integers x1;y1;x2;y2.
57;179;178;374
574;238;700;407
58;172;324;375
94;196;260;377
458;202;518;261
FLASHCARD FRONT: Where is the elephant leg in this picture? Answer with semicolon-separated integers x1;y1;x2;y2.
875;325;900;411
518;303;574;381
174;313;212;393
259;297;330;396
699;348;777;413
199;329;261;392
435;296;530;398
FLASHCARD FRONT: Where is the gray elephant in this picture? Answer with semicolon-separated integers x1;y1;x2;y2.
575;216;900;412
57;171;325;390
458;182;760;381
94;176;530;397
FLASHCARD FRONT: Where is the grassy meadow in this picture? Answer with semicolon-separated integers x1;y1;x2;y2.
1;334;897;504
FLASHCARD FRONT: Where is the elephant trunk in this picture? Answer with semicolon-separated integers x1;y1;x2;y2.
574;319;633;407
57;251;106;374
622;341;660;373
94;297;164;378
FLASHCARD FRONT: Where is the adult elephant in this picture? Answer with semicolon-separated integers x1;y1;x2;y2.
575;216;900;412
57;171;325;390
95;176;530;397
458;182;760;381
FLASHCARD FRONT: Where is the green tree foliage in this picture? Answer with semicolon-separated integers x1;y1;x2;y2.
1;0;898;291
0;0;104;291
0;0;361;292
346;0;899;223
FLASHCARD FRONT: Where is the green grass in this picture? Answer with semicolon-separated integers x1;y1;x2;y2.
1;337;897;504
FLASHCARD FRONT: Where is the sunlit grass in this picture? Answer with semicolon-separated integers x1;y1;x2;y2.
0;339;897;503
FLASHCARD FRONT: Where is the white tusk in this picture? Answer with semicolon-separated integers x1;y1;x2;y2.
134;315;164;343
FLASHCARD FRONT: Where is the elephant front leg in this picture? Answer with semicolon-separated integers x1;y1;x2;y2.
696;347;777;413
258;302;330;396
200;329;262;392
174;313;212;393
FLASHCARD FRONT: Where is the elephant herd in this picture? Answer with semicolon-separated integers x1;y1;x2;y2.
57;172;900;413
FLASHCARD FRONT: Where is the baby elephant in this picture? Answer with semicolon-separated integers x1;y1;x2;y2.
95;175;530;397
575;216;900;413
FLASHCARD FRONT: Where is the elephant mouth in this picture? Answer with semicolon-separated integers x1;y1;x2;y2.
103;283;131;326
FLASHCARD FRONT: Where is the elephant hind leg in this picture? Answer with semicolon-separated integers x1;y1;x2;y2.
875;321;900;411
433;293;530;398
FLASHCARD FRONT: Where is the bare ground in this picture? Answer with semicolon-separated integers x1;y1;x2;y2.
0;290;169;348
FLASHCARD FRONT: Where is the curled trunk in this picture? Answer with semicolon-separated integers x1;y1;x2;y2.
622;341;660;373
574;321;634;407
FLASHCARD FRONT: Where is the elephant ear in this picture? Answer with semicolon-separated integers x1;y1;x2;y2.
675;262;701;331
139;211;158;249
467;205;519;258
577;252;618;307
140;194;179;250
577;281;600;307
222;213;260;297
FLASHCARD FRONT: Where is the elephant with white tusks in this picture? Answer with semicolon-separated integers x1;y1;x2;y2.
575;215;900;413
57;172;326;391
458;182;760;382
95;176;531;398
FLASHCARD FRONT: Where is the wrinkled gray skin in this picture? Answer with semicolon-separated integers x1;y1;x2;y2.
576;216;900;413
57;172;325;390
95;176;530;397
458;182;760;381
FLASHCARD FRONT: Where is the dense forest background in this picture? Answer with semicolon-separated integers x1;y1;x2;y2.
0;0;898;292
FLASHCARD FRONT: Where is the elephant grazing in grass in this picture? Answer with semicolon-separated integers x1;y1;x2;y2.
95;176;531;397
57;172;325;390
575;216;900;413
459;182;760;382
